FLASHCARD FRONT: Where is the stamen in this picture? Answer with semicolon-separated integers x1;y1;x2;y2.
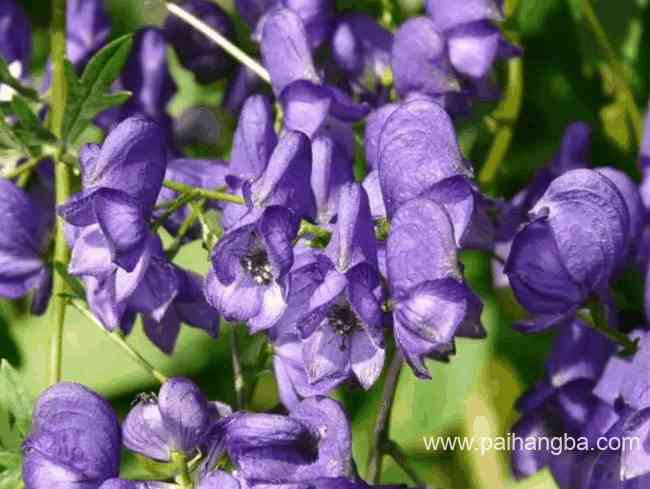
240;247;273;286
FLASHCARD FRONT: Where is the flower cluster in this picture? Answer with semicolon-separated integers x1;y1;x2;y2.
22;378;395;489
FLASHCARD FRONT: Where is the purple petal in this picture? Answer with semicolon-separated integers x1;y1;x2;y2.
260;8;319;96
123;401;171;461
280;80;332;138
143;309;182;354
426;0;503;31
378;98;469;217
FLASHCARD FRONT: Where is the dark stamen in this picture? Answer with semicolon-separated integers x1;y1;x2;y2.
240;247;273;285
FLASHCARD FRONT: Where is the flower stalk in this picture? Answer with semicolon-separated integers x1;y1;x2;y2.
48;0;71;386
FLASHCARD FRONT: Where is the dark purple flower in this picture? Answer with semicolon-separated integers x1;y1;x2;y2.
205;206;298;333
505;169;631;332
0;179;52;314
223;66;263;115
225;396;352;487
123;377;224;462
0;0;31;81
67;0;110;71
164;0;235;83
100;480;176;489
426;0;503;30
97;28;177;134
59;116;167;271
22;382;121;489
386;198;483;378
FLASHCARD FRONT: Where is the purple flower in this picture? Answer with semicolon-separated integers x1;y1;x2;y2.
22;382;121;489
205;206;298;333
377;97;491;248
387;198;483;378
0;0;31;78
392;1;518;109
223;66;263;115
164;0;235;83
0;179;52;314
97;28;177;134
99;480;176;489
505;169;631;332
66;0;110;71
123;377;227;461
225;396;353;487
260;8;368;136
296;184;385;390
59;116;167;272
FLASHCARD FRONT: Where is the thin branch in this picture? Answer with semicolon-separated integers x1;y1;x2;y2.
230;325;246;410
164;2;271;84
384;440;427;488
68;298;168;384
165;203;201;260
163;180;246;205
367;350;404;483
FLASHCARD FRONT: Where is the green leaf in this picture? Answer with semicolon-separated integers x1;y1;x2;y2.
62;34;134;145
0;467;22;489
0;107;26;153
0;361;33;440
0;57;39;102
0;452;20;470
10;96;56;148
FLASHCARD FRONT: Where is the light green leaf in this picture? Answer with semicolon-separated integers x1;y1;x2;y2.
0;360;33;440
62;34;133;145
0;452;20;470
0;468;22;489
0;57;39;102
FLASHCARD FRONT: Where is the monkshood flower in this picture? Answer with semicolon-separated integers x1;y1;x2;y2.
505;169;632;332
225;396;353;488
164;0;235;84
296;183;385;390
123;377;231;462
0;179;52;315
66;0;110;71
97;28;177;135
238;0;333;48
69;224;219;352
386;198;484;378
101;472;239;489
59;116;167;271
223;66;263;115
491;122;592;287
22;382;121;489
392;0;519;108
260;8;369;136
377;97;493;249
0;0;30;101
156;158;229;238
331;14;393;102
100;480;177;489
511;320;617;483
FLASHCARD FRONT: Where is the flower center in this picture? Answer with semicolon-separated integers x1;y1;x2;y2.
240;247;273;285
327;302;361;337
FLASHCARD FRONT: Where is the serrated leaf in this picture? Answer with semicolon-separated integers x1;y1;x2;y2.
0;57;39;102
0;361;33;440
0;452;20;470
10;97;56;147
62;34;133;145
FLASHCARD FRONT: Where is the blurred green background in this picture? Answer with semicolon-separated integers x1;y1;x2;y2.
3;0;650;487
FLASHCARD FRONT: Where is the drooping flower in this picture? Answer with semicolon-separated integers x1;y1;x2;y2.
97;28;177;135
295;183;385;390
386;198;484;378
0;179;52;314
59;116;167;271
225;396;353;488
66;0;110;71
164;0;235;84
377;97;492;249
22;383;121;489
123;377;231;462
505;169;632;332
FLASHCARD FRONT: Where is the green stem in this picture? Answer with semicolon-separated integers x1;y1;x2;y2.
230;325;245;410
68;299;169;384
166;205;201;260
172;452;193;489
2;157;44;180
163;180;246;205
578;304;638;357
578;0;642;143
384;440;426;487
298;220;332;246
48;0;70;387
164;2;271;84
367;351;403;483
478;56;523;188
